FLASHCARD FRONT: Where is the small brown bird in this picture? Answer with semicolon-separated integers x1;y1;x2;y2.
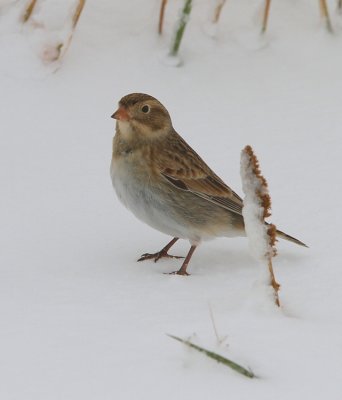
110;93;306;275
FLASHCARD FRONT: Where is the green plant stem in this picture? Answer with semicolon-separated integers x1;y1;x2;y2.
170;0;192;56
168;334;255;378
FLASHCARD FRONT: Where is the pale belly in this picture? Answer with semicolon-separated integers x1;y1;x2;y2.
111;158;195;240
110;157;245;243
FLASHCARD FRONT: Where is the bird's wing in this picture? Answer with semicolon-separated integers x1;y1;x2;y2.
155;132;244;216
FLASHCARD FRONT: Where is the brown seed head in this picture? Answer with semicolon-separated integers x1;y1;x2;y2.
244;145;271;219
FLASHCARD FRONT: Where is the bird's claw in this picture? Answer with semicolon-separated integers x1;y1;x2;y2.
137;251;184;263
165;270;190;276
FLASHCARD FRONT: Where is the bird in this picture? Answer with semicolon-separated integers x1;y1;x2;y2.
110;93;306;276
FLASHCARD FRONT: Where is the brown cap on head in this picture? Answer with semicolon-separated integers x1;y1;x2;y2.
119;93;159;108
111;93;172;133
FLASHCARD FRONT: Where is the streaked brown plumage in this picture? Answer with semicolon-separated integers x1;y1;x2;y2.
110;93;306;275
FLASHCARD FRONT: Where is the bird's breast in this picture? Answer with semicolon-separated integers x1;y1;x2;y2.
110;155;193;239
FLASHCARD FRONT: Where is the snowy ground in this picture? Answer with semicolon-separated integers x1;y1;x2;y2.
1;0;342;399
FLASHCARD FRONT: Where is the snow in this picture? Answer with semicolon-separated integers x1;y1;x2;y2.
161;52;183;67
1;0;342;399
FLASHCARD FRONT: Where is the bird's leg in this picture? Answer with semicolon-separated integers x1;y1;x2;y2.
169;245;197;276
138;237;184;262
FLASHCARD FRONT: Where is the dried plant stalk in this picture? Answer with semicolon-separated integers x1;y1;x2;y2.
22;0;37;23
268;260;280;306
56;0;86;62
267;223;280;306
158;0;168;34
261;0;271;34
72;0;85;27
243;145;271;219
241;145;280;307
319;0;333;33
212;0;226;24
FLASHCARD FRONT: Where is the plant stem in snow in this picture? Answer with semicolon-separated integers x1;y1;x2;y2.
261;0;271;34
22;0;37;23
170;0;192;57
319;0;333;33
212;0;226;24
267;224;280;307
71;0;86;28
55;0;86;62
208;304;227;345
158;0;168;34
240;145;280;307
168;334;255;378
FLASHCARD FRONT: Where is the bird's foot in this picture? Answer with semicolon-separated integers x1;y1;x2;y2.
166;270;190;276
137;250;184;263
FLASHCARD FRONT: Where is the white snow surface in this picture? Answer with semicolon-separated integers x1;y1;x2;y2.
1;0;342;399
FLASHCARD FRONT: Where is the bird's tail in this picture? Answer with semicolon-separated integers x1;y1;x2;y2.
276;228;308;248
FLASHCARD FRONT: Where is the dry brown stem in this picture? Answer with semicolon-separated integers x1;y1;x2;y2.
244;145;271;219
158;0;168;34
213;0;226;24
268;260;280;306
267;223;277;256
72;0;85;28
56;0;86;63
267;223;279;306
319;0;333;33
261;0;271;34
22;0;37;23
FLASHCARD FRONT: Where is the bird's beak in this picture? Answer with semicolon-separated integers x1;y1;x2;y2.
111;106;130;121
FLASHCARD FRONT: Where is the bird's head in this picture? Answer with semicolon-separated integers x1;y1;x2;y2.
111;93;172;141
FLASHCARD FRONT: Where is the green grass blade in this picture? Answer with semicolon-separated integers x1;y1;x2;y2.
168;334;255;378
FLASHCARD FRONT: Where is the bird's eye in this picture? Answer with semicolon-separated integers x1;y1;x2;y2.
141;105;150;114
